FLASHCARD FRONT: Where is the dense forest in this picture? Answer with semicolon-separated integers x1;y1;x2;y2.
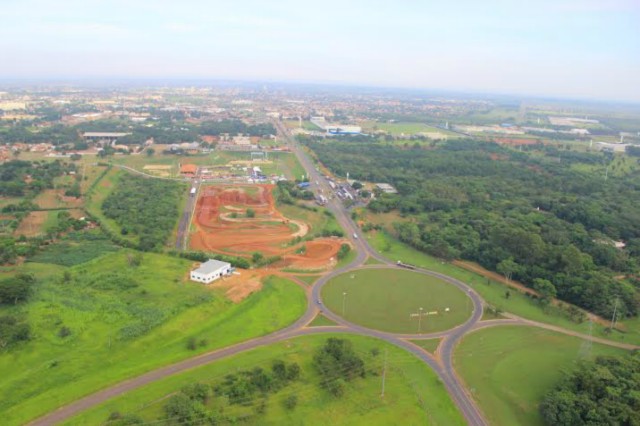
540;352;640;425
101;176;184;251
302;137;640;319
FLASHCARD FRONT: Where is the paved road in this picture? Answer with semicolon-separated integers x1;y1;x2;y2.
30;123;637;426
275;120;488;425
176;181;199;250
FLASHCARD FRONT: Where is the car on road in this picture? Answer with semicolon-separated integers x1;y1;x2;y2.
353;233;358;239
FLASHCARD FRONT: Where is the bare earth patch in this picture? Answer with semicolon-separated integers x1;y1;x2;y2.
211;271;264;303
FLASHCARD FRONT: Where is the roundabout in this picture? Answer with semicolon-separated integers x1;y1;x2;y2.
321;268;472;334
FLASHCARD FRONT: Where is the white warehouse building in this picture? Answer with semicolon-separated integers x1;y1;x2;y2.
190;259;232;284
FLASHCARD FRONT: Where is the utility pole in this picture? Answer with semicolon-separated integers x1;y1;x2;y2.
610;297;619;331
578;317;592;359
342;292;347;317
380;349;388;398
418;307;424;334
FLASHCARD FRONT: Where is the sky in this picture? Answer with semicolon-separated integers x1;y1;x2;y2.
1;0;639;101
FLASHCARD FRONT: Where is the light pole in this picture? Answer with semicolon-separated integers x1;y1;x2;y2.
418;307;423;334
342;292;347;317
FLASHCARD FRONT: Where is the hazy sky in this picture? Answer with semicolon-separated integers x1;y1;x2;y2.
1;0;639;101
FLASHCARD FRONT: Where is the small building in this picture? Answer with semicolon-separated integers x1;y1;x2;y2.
190;259;232;283
375;183;398;194
180;164;198;176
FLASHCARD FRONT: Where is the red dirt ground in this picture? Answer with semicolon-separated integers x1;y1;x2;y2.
190;184;344;270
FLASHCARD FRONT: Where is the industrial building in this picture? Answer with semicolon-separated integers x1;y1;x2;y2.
375;183;398;194
310;116;361;135
82;132;131;143
190;259;232;283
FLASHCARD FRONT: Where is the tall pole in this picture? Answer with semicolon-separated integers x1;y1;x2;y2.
610;297;619;331
381;349;388;398
418;307;423;334
342;292;347;317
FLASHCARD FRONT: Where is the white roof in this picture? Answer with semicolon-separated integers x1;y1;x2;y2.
83;132;131;137
193;259;231;275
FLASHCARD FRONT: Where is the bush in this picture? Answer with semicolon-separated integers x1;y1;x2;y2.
337;243;351;260
283;394;298;410
58;326;72;338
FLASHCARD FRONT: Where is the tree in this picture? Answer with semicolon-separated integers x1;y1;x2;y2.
0;274;35;305
313;338;365;397
252;252;264;264
246;208;256;218
540;353;640;425
351;181;363;190
286;362;301;381
145;148;155;157
164;394;208;425
272;360;286;381
497;258;518;283
533;278;557;305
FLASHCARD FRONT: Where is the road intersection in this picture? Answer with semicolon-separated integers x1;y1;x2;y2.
30;122;638;426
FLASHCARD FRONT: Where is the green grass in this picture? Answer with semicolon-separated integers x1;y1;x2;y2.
364;256;383;265
409;338;440;354
293;274;320;286
277;203;341;238
335;246;357;269
322;268;471;334
307;314;339;327
367;230;640;345
63;334;465;426
27;230;119;266
0;252;306;426
454;326;629;426
361;121;458;138
84;167;129;241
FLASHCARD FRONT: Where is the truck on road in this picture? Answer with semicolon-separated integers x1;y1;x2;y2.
396;260;416;270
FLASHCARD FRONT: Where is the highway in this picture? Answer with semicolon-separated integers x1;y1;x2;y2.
30;122;638;426
274;120;487;425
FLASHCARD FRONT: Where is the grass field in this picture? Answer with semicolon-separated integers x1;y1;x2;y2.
63;334;465;426
27;230;119;266
277;202;343;238
360;121;459;138
366;230;640;345
454;326;628;426
0;251;306;425
308;314;338;327
84;167;129;241
321;268;471;334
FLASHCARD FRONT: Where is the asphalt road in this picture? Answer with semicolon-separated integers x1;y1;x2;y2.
175;180;199;250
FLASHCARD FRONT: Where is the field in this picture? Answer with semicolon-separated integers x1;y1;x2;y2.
13;210;49;236
63;334;465;426
454;326;628;426
366;230;640;345
190;184;345;270
84;167;125;238
32;189;83;209
27;230;118;266
321;268;471;334
360;121;459;138
109;150;306;181
0;251;306;426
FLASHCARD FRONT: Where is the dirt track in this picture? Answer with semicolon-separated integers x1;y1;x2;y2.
189;184;344;270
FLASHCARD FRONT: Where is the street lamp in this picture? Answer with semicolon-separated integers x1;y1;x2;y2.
342;292;347;317
418;307;424;334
